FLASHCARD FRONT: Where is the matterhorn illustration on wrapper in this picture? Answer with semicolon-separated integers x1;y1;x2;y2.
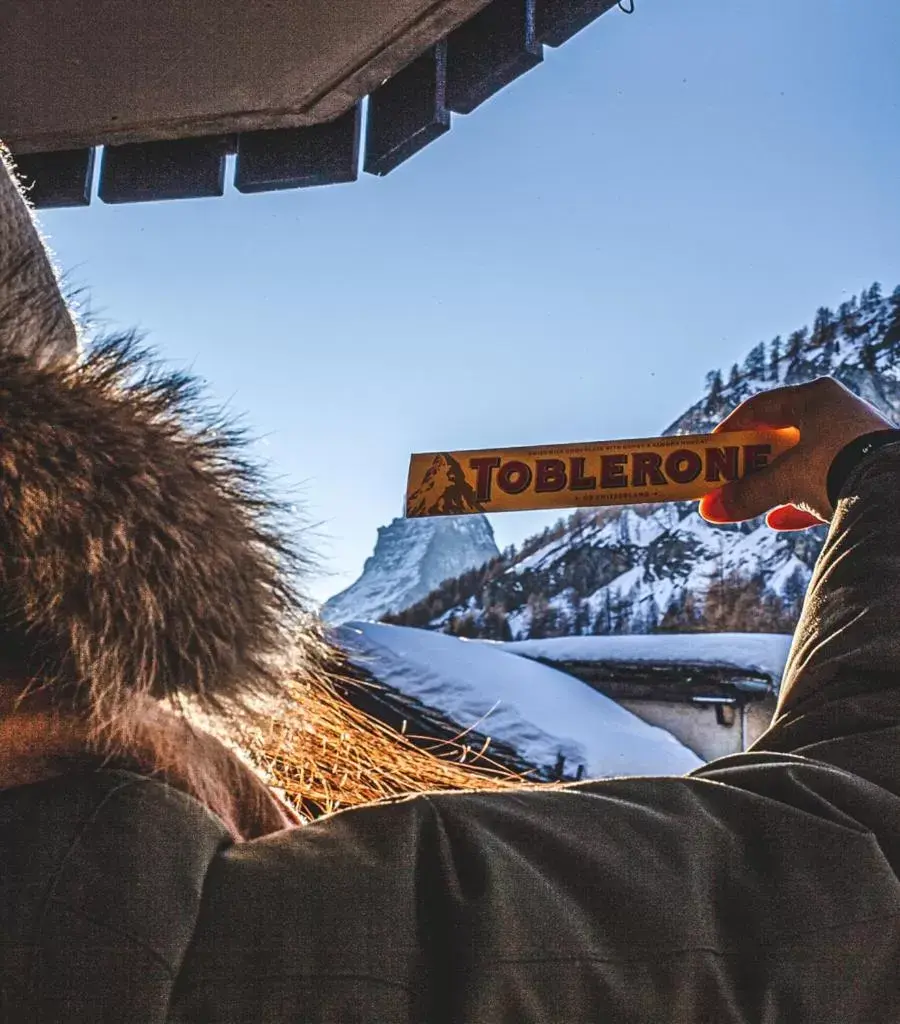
406;453;485;517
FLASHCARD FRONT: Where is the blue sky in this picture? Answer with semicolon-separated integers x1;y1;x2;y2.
38;0;900;603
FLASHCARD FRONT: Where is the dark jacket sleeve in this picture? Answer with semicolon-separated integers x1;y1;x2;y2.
168;450;900;1024
750;443;900;775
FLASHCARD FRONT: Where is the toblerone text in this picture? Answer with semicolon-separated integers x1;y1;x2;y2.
405;428;800;518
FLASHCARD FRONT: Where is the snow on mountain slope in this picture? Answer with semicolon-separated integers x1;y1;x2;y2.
335;622;704;778
322;515;499;624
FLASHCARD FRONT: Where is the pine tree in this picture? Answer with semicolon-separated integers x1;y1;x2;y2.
657;591;702;632
573;601;591;636
644;600;659;632
451;612;481;639
811;307;834;344
780;568;808;619
861;282;882;316
710;572;802;632
609;592;631;634
884;286;900;360
860;282;884;336
526;594;554;639
682;591;701;630
482;604;512;641
727;363;740;388
786;328;807;363
768;336;782;381
704;370;724;413
657;597;682;633
591;590;617;634
838;296;859;340
810;307;837;371
743;342;766;379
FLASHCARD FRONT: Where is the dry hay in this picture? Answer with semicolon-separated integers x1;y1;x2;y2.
238;658;548;820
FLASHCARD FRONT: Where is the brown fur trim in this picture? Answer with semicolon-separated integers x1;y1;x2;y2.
0;321;316;743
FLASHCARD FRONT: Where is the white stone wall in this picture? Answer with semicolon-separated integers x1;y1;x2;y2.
617;697;777;763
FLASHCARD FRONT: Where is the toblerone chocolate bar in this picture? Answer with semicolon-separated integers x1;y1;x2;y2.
405;428;800;518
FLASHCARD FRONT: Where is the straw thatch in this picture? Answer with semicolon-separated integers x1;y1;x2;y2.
237;653;549;820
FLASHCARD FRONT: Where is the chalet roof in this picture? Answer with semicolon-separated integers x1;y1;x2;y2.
497;633;792;702
4;0;624;207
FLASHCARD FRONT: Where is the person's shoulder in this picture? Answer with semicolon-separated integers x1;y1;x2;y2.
1;767;231;918
2;766;227;837
0;769;234;1019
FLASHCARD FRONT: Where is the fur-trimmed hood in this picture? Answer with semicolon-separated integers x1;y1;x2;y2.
0;144;316;748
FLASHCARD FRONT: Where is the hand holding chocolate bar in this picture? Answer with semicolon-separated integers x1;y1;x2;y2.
405;376;893;531
699;376;894;530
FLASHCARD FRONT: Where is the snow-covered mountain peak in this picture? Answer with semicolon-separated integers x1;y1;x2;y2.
321;514;499;625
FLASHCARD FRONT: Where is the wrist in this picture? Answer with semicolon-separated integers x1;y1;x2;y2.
826;429;900;510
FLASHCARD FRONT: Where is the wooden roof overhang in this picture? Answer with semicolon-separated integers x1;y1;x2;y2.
2;0;623;207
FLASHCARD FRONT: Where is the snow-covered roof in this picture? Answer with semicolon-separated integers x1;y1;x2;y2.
496;633;792;687
334;622;704;780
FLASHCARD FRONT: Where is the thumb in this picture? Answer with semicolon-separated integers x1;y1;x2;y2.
699;447;802;524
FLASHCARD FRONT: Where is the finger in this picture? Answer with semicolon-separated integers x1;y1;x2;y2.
711;385;804;434
698;488;733;524
765;504;825;531
698;446;801;523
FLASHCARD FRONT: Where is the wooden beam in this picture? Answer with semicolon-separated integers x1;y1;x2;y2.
364;44;451;176
534;0;618;47
98;136;233;204
235;107;361;193
11;148;95;208
446;0;543;115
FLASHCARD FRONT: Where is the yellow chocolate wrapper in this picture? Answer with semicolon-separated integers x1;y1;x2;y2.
405;428;800;518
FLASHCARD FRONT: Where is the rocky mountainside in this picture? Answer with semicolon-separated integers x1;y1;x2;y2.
321;514;499;625
384;282;900;639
